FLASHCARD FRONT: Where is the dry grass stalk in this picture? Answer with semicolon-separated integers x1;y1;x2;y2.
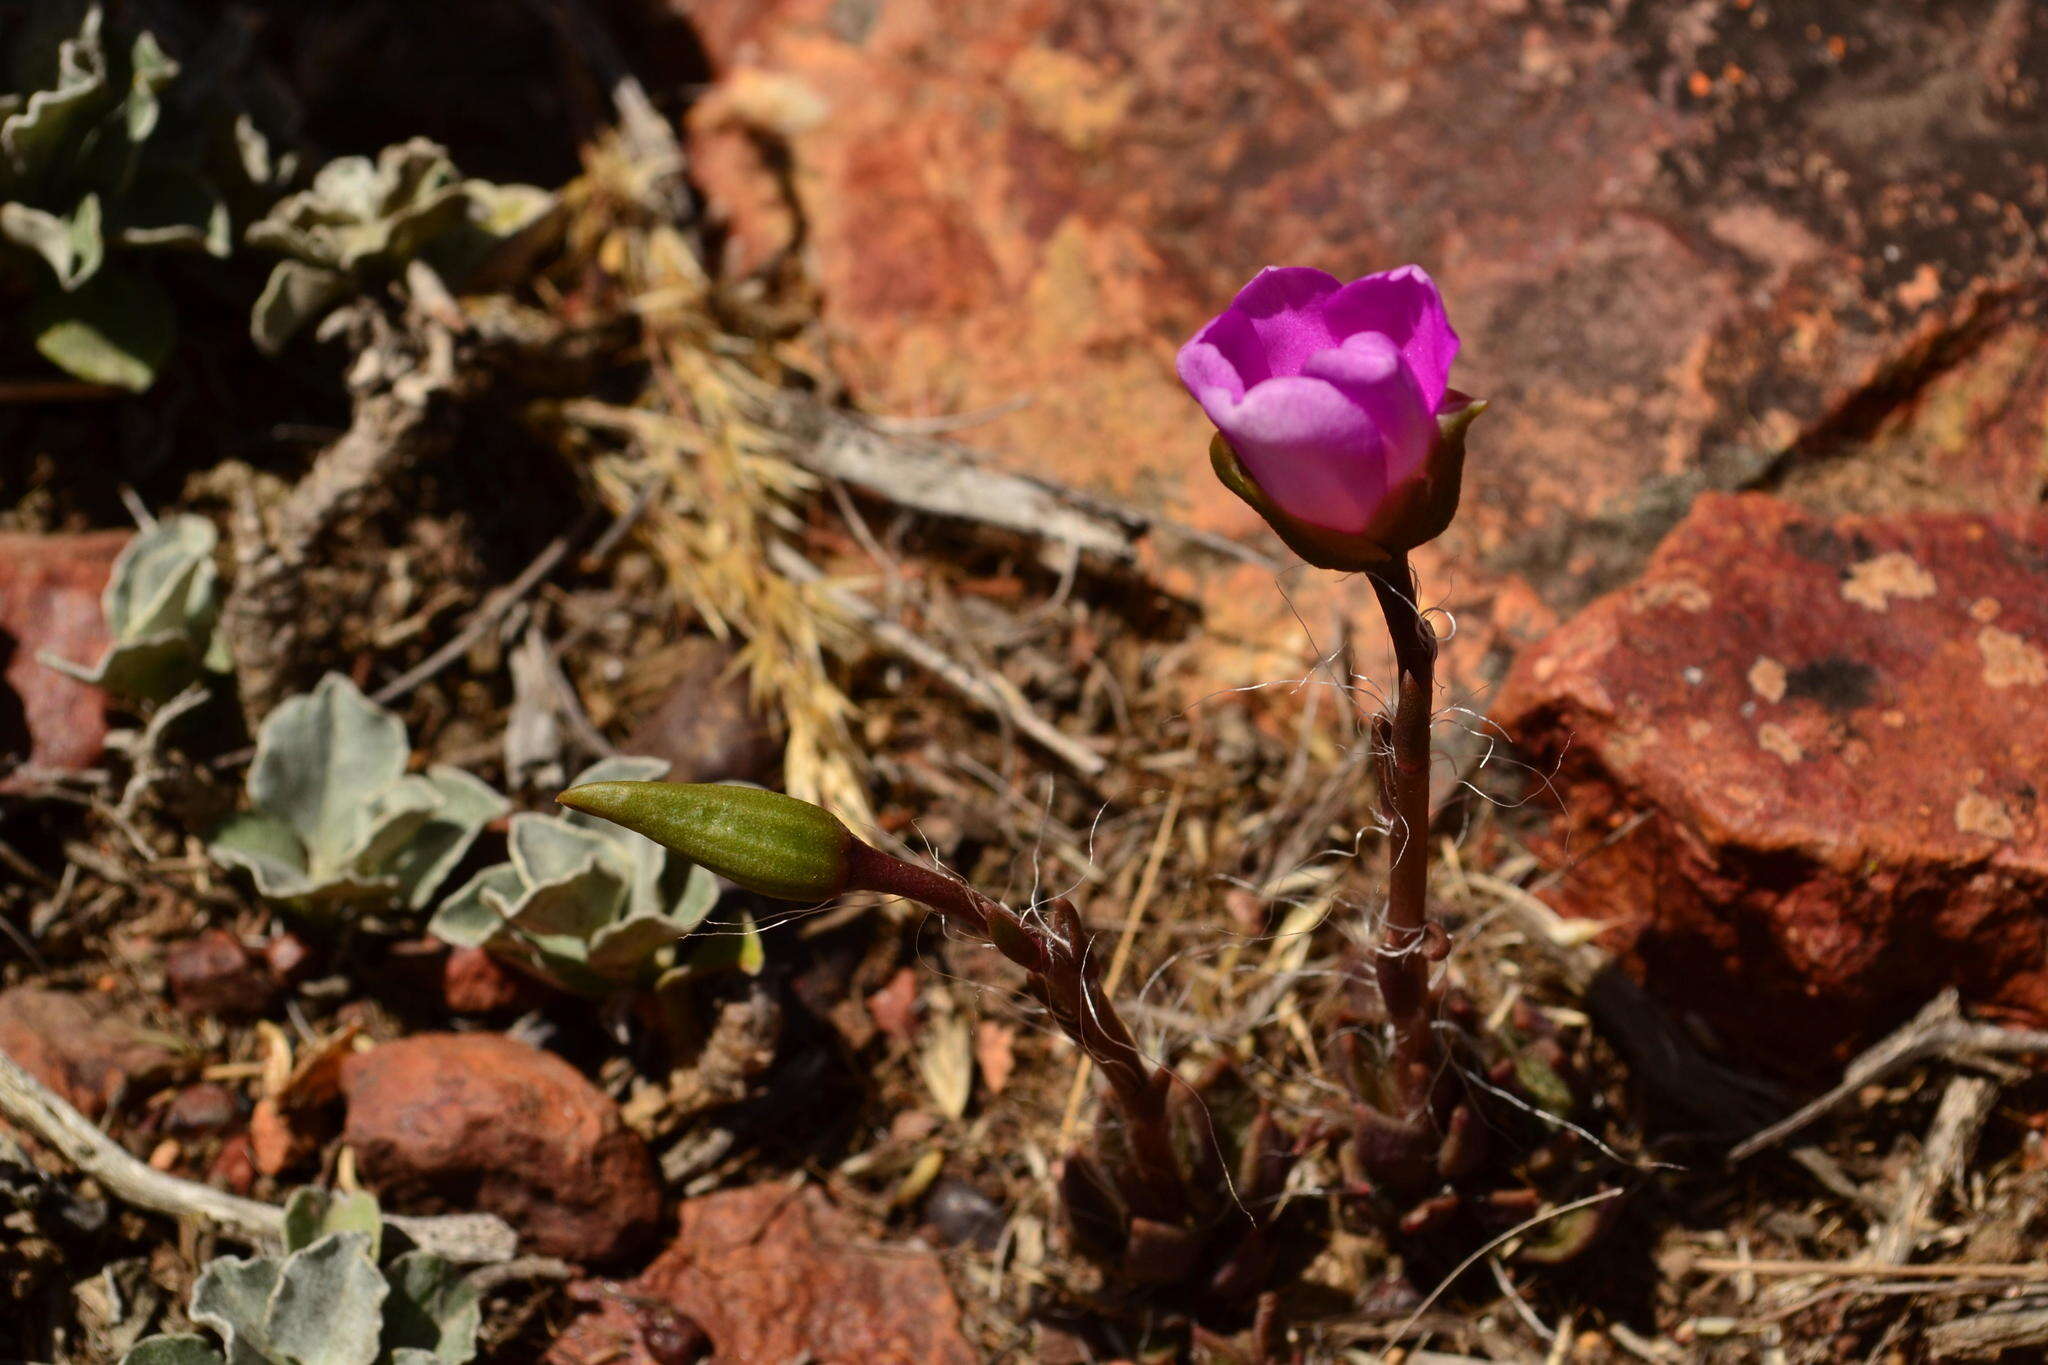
558;131;873;826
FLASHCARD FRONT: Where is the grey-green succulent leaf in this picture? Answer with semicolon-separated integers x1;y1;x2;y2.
428;757;720;994
282;1187;383;1258
121;1337;226;1365
380;1252;480;1365
0;4;292;387
41;511;224;696
263;1233;388;1365
131;1189;478;1365
246;137;557;354
210;675;506;920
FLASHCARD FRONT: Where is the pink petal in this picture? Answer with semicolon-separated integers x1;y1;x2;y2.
1301;333;1435;486
1323;265;1460;409
1224;266;1343;379
1213;375;1388;535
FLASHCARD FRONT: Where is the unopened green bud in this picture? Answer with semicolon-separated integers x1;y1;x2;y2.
557;781;854;902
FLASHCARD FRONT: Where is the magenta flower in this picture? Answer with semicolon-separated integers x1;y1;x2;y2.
1177;266;1478;567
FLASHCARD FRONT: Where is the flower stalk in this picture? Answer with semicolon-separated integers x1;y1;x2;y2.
1368;555;1443;1120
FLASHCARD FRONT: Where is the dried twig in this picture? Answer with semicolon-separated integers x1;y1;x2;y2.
1926;1302;2048;1358
1870;1072;1997;1264
222;339;461;717
1687;1257;2048;1281
785;406;1147;563
372;523;585;706
0;1047;517;1263
767;542;1107;778
1729;990;2048;1160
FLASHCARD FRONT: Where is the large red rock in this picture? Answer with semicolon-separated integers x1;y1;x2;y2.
1495;493;2048;1072
0;987;176;1119
544;1183;976;1365
673;0;2048;689
0;530;126;788
340;1033;661;1262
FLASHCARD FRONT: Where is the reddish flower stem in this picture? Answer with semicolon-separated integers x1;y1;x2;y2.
844;840;1189;1217
1369;556;1441;1119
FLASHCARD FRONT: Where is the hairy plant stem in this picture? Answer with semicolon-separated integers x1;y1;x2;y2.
844;841;1189;1218
1369;556;1442;1120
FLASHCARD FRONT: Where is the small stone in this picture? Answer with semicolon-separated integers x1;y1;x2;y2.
162;1083;243;1136
542;1284;709;1365
262;932;315;985
442;946;543;1015
865;967;919;1043
166;929;279;1019
209;1132;257;1195
1498;494;2048;1072
0;987;175;1118
249;1097;312;1177
921;1178;1005;1250
341;1033;662;1262
624;637;781;784
546;1184;974;1364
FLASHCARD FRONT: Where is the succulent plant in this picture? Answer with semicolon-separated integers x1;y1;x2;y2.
43;512;226;702
0;2;291;388
428;757;724;994
122;1187;479;1365
210;674;506;920
247;137;556;354
1058;1062;1295;1303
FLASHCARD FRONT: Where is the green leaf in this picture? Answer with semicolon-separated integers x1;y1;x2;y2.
428;864;524;949
28;265;172;391
1;193;104;287
505;862;626;942
190;1252;283;1364
381;1251;480;1364
249;260;351;355
675;910;766;979
208;810;309;896
43;512;225;697
103;514;217;641
120;1337;227;1365
383;767;507;910
281;1187;383;1258
249;675;411;874
1;20;110;184
264;1233;386;1365
508;814;619;889
113;165;231;255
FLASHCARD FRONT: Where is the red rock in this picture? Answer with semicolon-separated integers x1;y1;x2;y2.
1495;493;2048;1072
340;1033;661;1262
0;530;126;788
166;930;280;1019
441;946;542;1015
624;636;781;785
0;986;175;1119
545;1183;974;1365
675;2;2048;695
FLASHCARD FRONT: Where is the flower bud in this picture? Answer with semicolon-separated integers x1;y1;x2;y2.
556;781;853;902
1178;264;1483;570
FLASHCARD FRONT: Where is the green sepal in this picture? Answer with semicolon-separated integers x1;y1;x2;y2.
557;781;853;904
